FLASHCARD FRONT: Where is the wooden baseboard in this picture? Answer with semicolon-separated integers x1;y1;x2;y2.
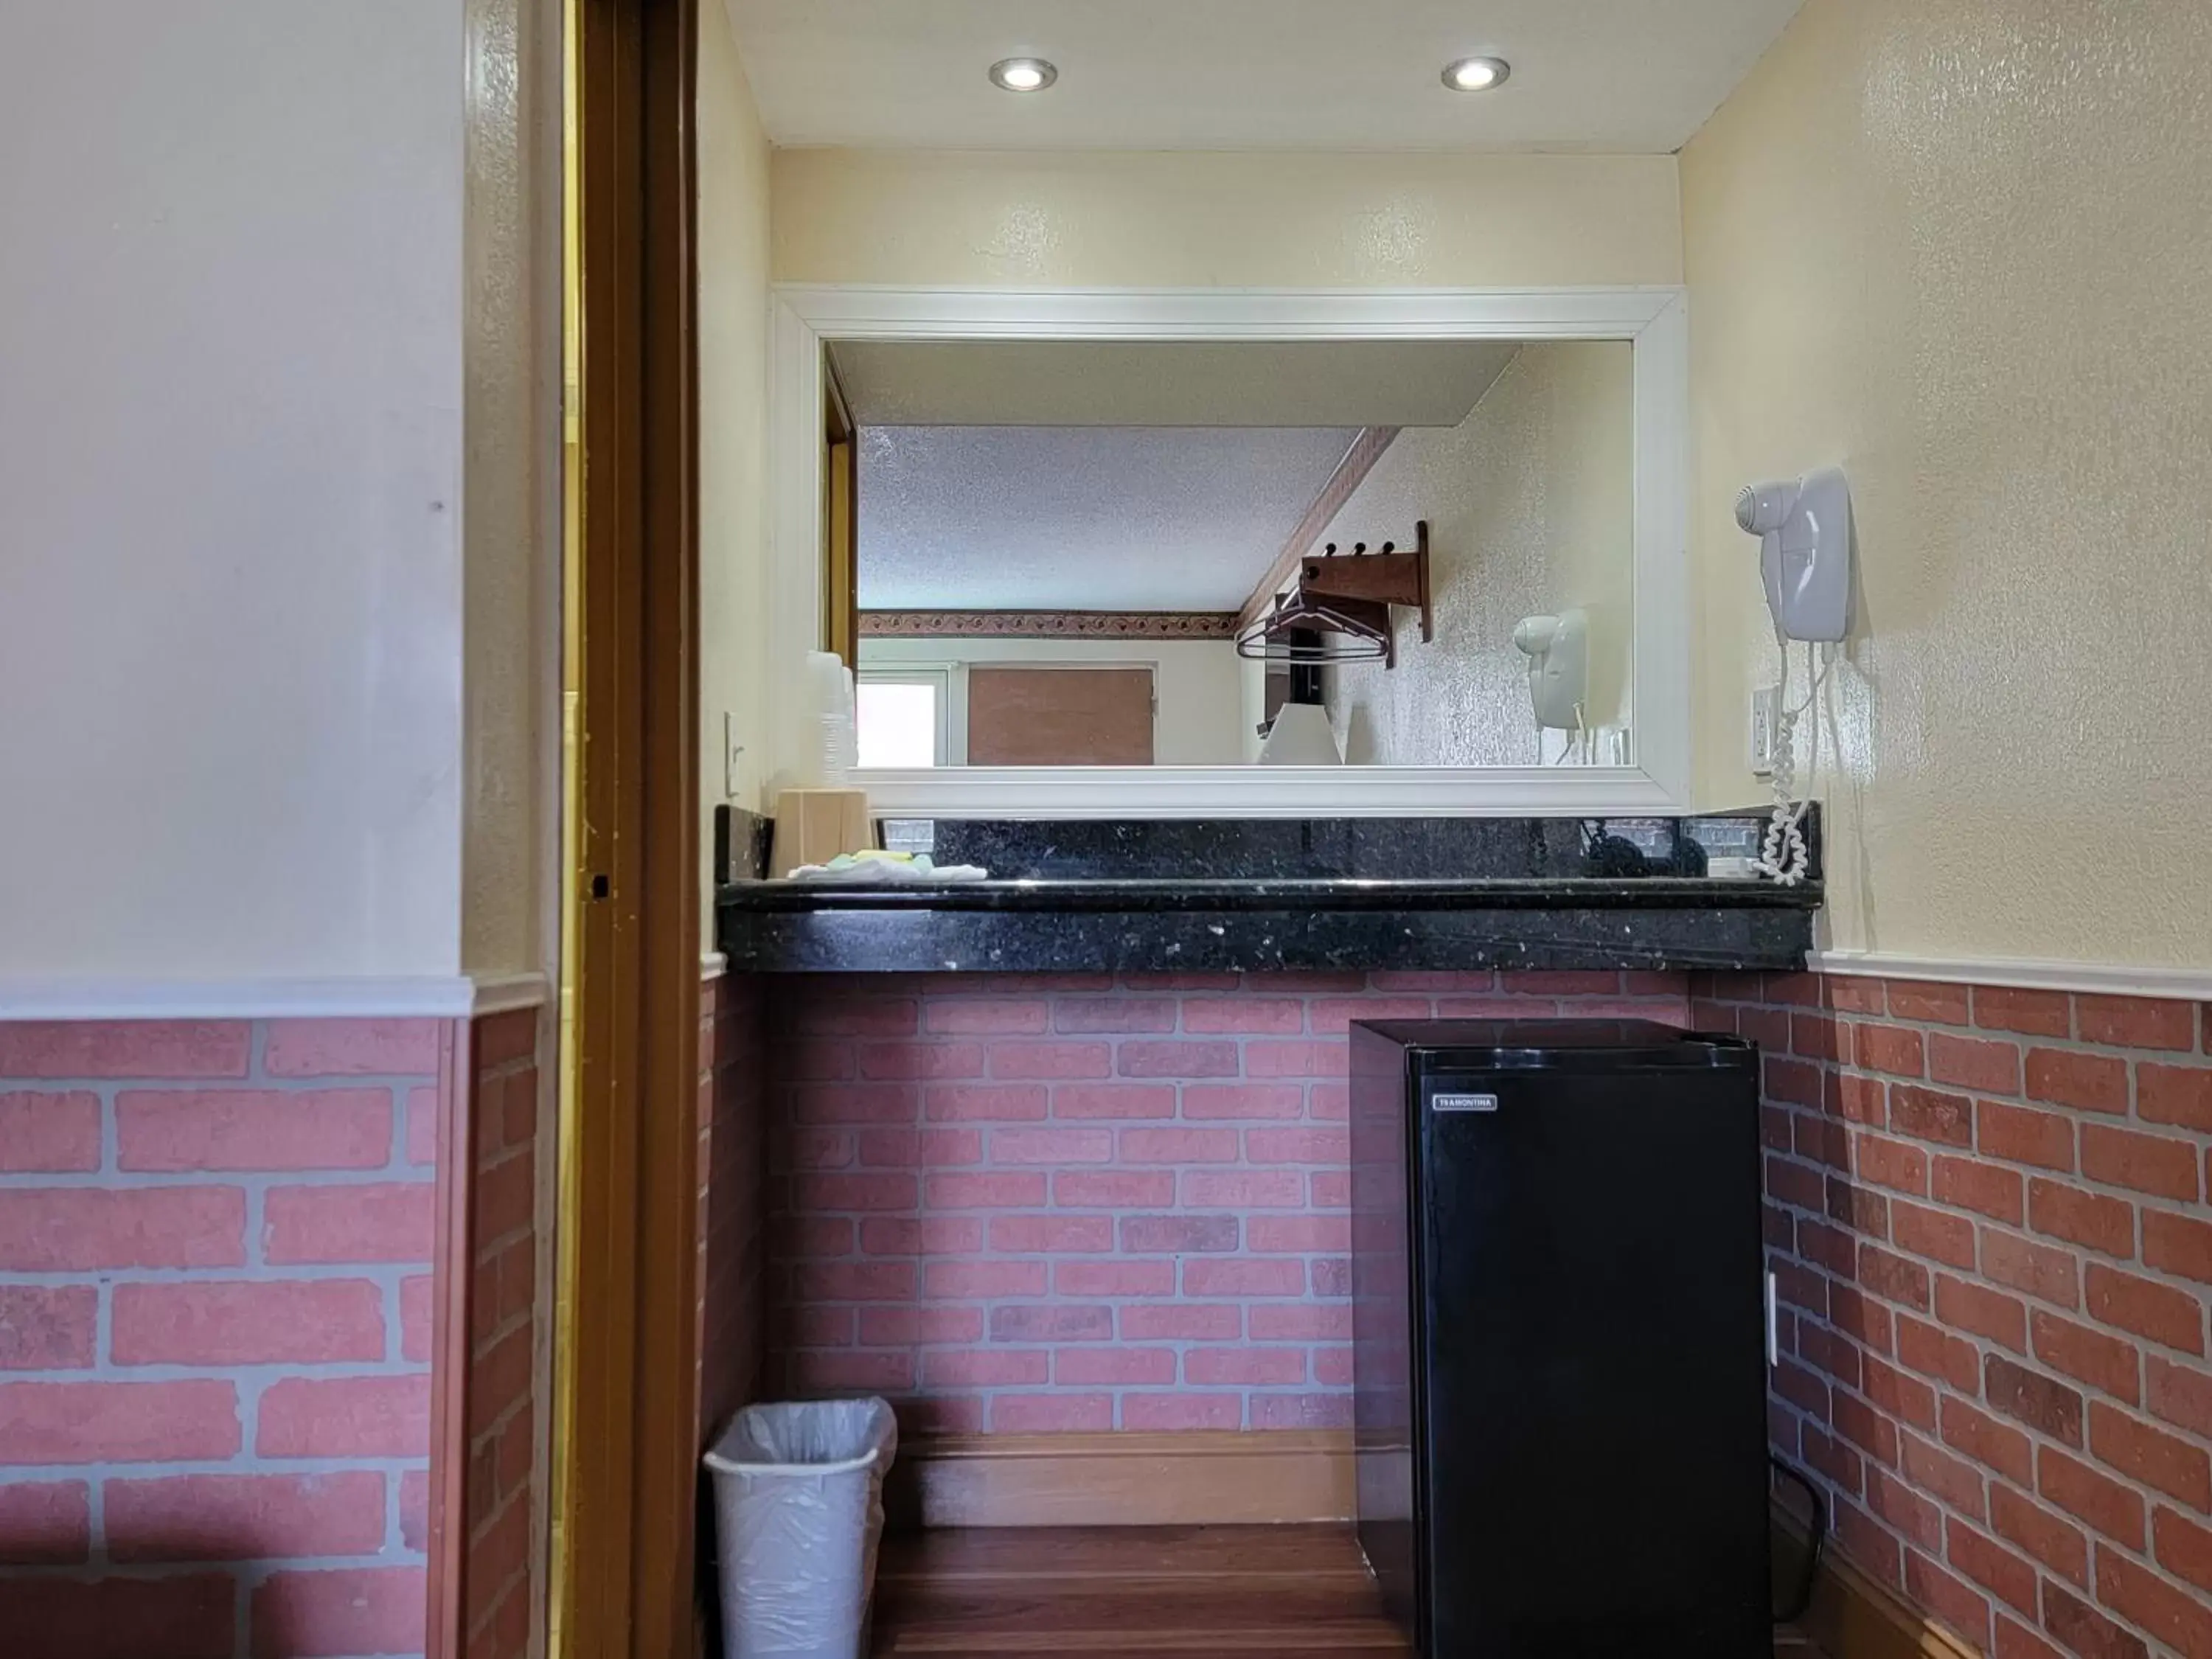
1774;1505;1979;1659
889;1431;1355;1530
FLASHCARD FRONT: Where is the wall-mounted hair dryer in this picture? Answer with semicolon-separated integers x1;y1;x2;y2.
1512;608;1588;732
1736;466;1851;642
1736;467;1850;887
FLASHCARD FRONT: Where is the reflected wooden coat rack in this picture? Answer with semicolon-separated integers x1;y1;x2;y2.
1235;519;1433;669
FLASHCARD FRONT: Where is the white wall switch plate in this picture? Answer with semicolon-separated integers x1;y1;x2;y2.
723;712;745;799
1748;686;1779;776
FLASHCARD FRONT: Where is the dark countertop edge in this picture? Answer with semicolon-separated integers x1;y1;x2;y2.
715;904;1815;975
717;877;1824;914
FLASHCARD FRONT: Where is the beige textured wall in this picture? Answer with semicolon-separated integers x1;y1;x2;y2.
699;0;776;924
1321;344;1635;767
1682;0;2212;967
771;150;1682;288
462;0;561;975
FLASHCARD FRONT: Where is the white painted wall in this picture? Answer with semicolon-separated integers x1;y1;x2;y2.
698;1;776;922
859;639;1247;765
0;1;470;982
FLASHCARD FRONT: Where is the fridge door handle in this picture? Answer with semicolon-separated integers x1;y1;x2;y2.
1765;1270;1779;1368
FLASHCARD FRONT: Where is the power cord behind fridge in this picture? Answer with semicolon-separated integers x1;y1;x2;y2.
1770;1454;1827;1624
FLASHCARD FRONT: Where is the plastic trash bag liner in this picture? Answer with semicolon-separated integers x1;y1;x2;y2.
703;1397;898;1658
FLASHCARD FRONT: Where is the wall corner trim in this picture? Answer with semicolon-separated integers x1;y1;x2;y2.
0;971;553;1021
468;970;554;1016
1807;948;2212;1002
700;950;729;981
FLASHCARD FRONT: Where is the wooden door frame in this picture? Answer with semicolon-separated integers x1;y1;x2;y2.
823;360;859;666
552;0;701;1655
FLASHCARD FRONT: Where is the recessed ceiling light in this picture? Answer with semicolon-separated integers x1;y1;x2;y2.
990;57;1057;93
1442;56;1511;92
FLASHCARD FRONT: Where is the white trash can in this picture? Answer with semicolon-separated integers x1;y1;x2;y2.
704;1397;899;1659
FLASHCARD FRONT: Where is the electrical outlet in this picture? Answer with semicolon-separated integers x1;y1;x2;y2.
723;712;745;799
1748;686;1779;776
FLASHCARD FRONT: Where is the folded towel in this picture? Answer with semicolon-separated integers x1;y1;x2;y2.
782;851;990;885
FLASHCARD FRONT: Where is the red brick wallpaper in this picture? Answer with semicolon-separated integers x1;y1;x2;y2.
698;975;768;1447
0;1018;443;1659
1700;973;2212;1658
762;970;1691;1435
462;1009;542;1659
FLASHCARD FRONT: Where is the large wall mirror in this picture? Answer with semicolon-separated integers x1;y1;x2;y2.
769;290;1688;815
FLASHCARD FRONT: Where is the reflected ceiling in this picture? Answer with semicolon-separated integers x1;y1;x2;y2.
858;426;1358;611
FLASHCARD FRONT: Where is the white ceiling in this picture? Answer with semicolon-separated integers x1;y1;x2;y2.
725;0;1806;153
858;426;1357;611
830;341;1520;428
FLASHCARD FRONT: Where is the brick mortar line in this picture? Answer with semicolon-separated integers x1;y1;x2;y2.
1829;1012;2208;1065
1762;1172;2211;1352
1773;1239;2187;1420
100;1080;119;1177
761;1377;1331;1425
772;1245;1353;1265
0;1550;431;1581
1768;1234;2210;1621
1;1073;442;1093
465;1569;532;1640
1826;1131;2212;1220
1819;1057;2212;1148
0;1456;430;1481
2;1161;436;1191
1787;1256;2203;1451
382;1465;406;1570
472;1220;537;1259
475;1138;535;1175
469;1384;535;1441
772;1251;1349;1270
782;1358;1346;1385
1771;1393;1987;1636
1769;1385;2205;1648
2;1357;430;1384
94;1273;115;1372
1;1265;431;1284
383;1275;408;1367
463;1481;531;1551
470;1307;536;1356
801;1336;1336;1389
1712;994;2209;1063
1770;1098;2204;1225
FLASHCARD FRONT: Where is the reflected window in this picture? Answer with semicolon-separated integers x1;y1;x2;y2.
856;672;947;768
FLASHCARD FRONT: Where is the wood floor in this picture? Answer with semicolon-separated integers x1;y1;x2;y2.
869;1525;1829;1657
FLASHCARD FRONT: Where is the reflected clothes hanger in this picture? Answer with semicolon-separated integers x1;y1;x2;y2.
1234;520;1433;669
1234;588;1394;666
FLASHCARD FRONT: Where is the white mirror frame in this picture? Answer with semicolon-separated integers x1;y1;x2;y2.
768;285;1689;817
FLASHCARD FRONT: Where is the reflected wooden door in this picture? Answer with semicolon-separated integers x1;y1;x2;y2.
966;666;1155;765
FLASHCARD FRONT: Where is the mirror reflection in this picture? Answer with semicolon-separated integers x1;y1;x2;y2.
834;338;1635;768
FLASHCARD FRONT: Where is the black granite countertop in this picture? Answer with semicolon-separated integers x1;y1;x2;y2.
721;876;1818;912
715;813;1820;975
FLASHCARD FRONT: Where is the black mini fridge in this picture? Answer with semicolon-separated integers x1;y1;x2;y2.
1349;1020;1770;1655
